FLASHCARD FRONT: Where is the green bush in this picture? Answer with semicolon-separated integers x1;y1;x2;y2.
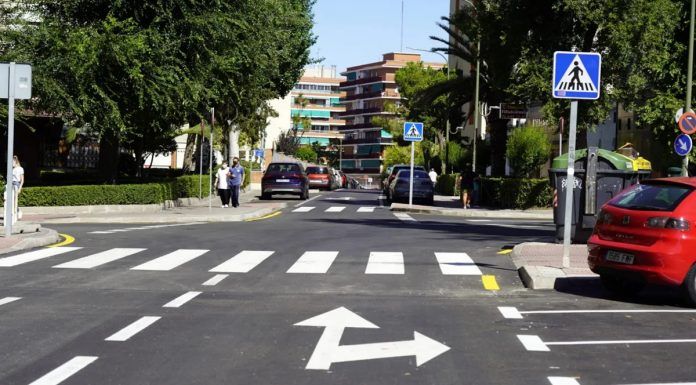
295;146;318;163
506;125;551;177
2;174;213;207
478;178;552;209
435;174;460;196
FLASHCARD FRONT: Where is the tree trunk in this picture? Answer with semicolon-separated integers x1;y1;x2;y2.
228;124;240;161
489;119;510;177
436;131;446;174
98;130;120;184
182;133;197;172
133;140;144;178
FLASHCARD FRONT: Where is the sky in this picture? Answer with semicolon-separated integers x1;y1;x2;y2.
310;0;450;72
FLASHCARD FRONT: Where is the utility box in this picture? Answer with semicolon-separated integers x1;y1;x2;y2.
549;147;651;243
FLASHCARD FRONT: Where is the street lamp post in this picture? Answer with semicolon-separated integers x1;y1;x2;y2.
460;0;481;174
406;47;450;173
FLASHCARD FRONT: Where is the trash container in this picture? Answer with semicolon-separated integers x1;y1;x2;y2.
549;147;652;243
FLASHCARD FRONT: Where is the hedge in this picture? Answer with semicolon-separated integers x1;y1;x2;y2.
1;175;212;207
435;174;552;209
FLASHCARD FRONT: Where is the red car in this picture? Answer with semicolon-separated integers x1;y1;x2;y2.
588;178;696;304
306;166;333;190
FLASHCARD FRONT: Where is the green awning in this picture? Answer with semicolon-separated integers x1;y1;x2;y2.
380;130;393;138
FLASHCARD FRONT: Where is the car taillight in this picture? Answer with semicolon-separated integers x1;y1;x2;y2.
646;217;690;231
596;210;613;225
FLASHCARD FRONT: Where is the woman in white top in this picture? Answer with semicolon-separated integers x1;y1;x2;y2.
12;155;24;221
214;161;231;207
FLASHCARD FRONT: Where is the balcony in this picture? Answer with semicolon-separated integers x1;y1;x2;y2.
338;107;382;117
339;76;383;88
342;152;383;159
343;137;393;145
341;90;400;101
341;123;380;130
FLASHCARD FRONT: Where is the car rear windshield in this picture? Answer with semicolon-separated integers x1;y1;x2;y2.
266;163;301;173
391;166;425;175
396;170;431;179
306;167;329;174
610;183;693;212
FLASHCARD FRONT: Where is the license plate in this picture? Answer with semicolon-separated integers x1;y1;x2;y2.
605;250;635;264
276;179;290;183
309;180;323;184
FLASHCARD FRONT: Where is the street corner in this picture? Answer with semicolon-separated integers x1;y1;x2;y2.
0;226;61;255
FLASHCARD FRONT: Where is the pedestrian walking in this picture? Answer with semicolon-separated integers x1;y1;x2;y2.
228;157;245;208
11;155;24;221
459;165;477;209
428;168;438;183
214;161;230;207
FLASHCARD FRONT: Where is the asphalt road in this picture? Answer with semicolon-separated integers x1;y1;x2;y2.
1;189;695;385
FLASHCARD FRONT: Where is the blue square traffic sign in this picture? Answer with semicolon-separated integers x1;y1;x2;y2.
403;122;424;142
552;51;602;100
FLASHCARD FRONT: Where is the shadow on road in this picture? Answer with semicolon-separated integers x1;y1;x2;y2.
554;276;690;308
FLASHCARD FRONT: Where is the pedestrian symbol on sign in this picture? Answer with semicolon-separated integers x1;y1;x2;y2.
403;122;424;142
552;51;601;100
555;56;597;93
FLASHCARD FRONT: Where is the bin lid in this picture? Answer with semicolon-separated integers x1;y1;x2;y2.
552;148;649;171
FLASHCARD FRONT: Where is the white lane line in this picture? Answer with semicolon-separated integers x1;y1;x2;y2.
325;206;346;212
293;206;315;213
435;252;482;275
466;219;492;222
517;335;550;352
107;229;132;233
295;194;322;207
105;316;161;342
202;274;228;286
500;307;696;319
548;377;581;385
130;249;208;271
0;297;21;307
0;247;82;267
53;248;146;269
209;250;274;273
287;251;339;274
88;231;115;234
365;252;404;275
163;291;202;308
28;356;98;385
619;382;696;385
393;212;416;222
357;207;376;213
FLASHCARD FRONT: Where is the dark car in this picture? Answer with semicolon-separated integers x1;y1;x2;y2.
387;169;434;205
306;166;334;190
383;164;426;199
261;162;309;200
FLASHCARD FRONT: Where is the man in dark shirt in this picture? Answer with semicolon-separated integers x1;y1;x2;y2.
459;165;477;209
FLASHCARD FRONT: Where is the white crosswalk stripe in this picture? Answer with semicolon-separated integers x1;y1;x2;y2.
0;248;485;277
210;250;275;273
0;247;83;267
393;212;417;222
292;206;315;213
435;252;483;275
357;207;376;213
325;206;346;212
287;251;339;274
365;252;405;275
105;316;161;342
131;249;208;271
53;248;146;269
0;297;21;307
28;356;98;385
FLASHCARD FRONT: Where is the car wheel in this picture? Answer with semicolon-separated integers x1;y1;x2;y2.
682;264;696;307
425;197;434;206
261;193;271;200
600;274;645;297
301;188;309;200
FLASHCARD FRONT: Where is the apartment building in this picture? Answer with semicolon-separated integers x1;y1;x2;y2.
339;53;442;180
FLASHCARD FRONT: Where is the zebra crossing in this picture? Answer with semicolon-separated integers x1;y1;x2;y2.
291;206;379;213
0;247;484;276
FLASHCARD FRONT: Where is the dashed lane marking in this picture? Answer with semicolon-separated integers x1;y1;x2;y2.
482;275;500;291
47;234;76;248
163;291;202;308
28;356;98;385
498;307;696;319
202;274;228;286
105;316;161;342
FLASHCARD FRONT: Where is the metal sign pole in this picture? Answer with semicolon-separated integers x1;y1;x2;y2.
562;101;578;268
409;141;414;207
209;108;214;211
199;121;204;199
4;62;16;237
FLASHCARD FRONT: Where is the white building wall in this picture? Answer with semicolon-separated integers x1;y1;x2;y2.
264;94;292;150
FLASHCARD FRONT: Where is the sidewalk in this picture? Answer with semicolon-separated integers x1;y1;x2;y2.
0;227;60;255
5;190;286;224
390;195;553;220
510;242;597;289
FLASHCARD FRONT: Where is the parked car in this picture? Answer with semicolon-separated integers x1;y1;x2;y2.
383;164;427;199
306;166;334;190
387;169;434;205
261;162;309;200
588;178;696;305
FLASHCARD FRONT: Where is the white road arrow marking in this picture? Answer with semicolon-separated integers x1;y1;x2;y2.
295;307;450;370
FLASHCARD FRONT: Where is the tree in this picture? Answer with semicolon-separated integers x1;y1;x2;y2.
295;146;318;163
506;125;551;178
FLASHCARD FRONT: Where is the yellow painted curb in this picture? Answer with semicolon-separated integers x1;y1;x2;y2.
245;211;282;222
497;249;513;255
47;233;75;248
482;275;500;291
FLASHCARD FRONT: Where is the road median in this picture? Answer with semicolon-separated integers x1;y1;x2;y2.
389;202;553;220
510;242;596;289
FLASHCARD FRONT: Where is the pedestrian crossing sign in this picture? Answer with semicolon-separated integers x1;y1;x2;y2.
403;122;424;142
552;51;601;100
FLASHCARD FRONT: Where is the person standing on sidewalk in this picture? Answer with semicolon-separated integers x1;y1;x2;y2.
12;156;24;221
428;168;438;184
459;165;477;209
214;161;230;207
228;157;244;208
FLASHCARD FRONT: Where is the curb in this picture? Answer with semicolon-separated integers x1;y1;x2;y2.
390;203;553;220
517;265;566;290
34;203;287;224
0;228;61;255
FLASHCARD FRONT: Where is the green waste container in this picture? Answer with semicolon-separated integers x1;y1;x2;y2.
549;147;651;243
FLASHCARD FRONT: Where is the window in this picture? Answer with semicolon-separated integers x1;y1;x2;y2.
611;183;693;212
